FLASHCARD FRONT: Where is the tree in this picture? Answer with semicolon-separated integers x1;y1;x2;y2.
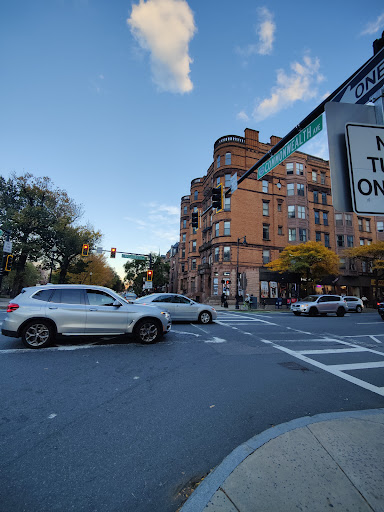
65;254;116;287
266;241;340;296
124;253;170;296
344;241;384;302
1;262;42;295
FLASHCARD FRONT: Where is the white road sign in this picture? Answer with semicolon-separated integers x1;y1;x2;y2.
332;47;384;105
3;241;12;253
345;123;384;214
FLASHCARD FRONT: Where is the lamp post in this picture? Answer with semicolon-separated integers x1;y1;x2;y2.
49;245;57;283
236;236;247;309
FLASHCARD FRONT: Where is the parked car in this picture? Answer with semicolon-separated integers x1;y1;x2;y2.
342;296;364;313
135;293;217;323
121;291;137;302
1;284;171;349
291;295;348;317
378;301;384;321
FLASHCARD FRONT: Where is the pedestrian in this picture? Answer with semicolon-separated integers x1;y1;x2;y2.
221;292;226;307
361;296;368;308
245;294;251;310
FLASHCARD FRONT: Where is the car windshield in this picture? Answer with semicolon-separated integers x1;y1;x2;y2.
135;295;157;303
302;296;318;302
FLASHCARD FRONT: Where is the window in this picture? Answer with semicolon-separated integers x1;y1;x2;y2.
194;190;198;200
183;206;187;214
183;219;187;229
378;221;384;232
314;211;320;224
262;250;270;264
367;239;372;245
190;278;196;292
181;249;185;259
345;214;352;226
339;258;346;269
223;247;230;261
360;238;365;245
263;201;269;216
316;232;321;242
213;277;219;295
181;264;185;272
365;219;371;232
182;233;186;242
324;234;330;247
337;235;345;247
217;156;221;168
215;223;219;237
278;226;283;235
277;202;282;212
323;212;329;226
288;205;295;218
225;152;231;165
192;227;197;235
299;229;307;242
335;213;343;226
262;180;269;193
216;176;221;186
313;191;319;203
263;224;270;240
214;247;219;262
224;196;231;211
297;184;305;196
321;193;327;205
312;171;317;182
224;221;230;235
362;261;367;272
358;218;363;231
192;241;196;252
86;290;115;307
225;174;231;187
288;228;296;241
286;162;294;174
33;289;53;302
298;206;305;219
296;163;304;175
320;172;326;185
287;183;294;196
347;235;354;247
191;259;196;270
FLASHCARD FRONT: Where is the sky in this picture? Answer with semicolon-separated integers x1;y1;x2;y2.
1;0;384;279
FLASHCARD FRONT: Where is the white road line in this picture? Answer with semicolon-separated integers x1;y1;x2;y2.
356;322;383;325
0;344;119;354
191;324;209;334
328;361;384;371
286;328;312;334
171;330;201;337
369;336;383;344
297;348;367;355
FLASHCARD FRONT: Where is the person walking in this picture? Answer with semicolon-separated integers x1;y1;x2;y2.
221;292;226;307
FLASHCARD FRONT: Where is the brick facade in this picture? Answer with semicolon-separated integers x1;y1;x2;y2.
171;128;384;305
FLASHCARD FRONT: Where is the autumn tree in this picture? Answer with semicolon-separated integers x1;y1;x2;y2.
344;241;384;302
66;254;116;287
266;241;340;296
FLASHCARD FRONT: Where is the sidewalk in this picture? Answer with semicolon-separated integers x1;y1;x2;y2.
181;409;384;512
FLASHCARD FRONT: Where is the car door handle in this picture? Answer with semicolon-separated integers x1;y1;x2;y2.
89;308;98;311
49;306;58;310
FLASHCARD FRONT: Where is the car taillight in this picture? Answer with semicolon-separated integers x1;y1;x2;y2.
7;303;19;313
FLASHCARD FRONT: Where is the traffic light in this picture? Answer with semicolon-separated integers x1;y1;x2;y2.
146;269;153;281
212;184;223;211
110;248;116;258
4;254;13;272
191;211;199;228
82;244;89;257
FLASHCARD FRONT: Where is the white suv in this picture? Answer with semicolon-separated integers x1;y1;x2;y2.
2;284;171;349
291;295;348;317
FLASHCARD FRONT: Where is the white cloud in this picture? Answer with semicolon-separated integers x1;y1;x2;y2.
361;13;384;35
237;110;250;122
127;0;196;93
252;55;324;121
236;7;275;59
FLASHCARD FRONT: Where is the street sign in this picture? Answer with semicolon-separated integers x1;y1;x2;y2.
3;241;12;253
143;281;153;290
96;246;103;254
230;172;238;193
0;229;3;236
257;115;323;179
332;47;384;105
122;254;147;260
345;123;384;214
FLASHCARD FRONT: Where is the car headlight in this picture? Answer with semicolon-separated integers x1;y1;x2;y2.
161;311;171;319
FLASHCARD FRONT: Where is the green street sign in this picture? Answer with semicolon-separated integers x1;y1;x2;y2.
122;254;147;260
0;229;3;236
257;115;323;180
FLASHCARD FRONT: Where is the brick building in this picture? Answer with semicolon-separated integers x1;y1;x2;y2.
172;128;384;306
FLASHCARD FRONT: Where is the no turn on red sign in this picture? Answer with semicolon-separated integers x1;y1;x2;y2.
345;123;384;215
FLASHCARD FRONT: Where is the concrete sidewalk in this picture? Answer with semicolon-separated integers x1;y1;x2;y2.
181;409;384;512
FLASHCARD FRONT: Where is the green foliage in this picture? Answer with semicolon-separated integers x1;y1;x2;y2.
124;253;169;296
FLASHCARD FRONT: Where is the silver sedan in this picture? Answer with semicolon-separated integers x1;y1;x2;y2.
135;293;217;323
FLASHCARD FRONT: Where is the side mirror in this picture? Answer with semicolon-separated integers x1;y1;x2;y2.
113;300;122;307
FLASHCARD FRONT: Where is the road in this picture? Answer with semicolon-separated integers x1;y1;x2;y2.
1;310;383;512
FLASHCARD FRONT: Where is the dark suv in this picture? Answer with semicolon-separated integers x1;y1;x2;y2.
2;284;171;348
378;301;384;321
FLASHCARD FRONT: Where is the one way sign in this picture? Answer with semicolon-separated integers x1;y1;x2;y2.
332;46;384;105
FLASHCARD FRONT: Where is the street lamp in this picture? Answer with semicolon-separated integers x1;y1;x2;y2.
236;236;247;309
49;245;57;283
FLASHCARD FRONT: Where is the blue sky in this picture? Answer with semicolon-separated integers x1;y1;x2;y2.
1;0;384;279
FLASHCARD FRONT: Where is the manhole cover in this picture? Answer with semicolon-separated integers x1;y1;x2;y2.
279;361;310;371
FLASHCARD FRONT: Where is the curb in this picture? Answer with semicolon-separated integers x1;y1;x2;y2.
180;408;384;512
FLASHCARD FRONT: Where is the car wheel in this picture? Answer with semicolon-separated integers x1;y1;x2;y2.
308;307;318;317
134;319;161;344
199;311;212;324
22;320;54;349
336;307;346;317
293;312;301;316
356;305;362;313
